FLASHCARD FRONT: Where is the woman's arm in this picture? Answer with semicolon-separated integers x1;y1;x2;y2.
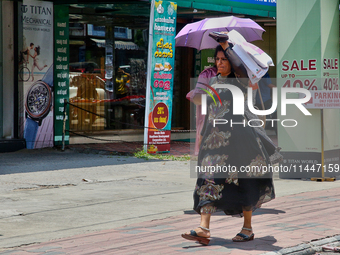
218;40;248;81
192;94;202;105
186;67;217;105
30;52;37;59
198;134;203;148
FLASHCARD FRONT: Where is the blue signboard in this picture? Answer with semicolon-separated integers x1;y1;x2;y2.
230;0;276;6
145;0;177;153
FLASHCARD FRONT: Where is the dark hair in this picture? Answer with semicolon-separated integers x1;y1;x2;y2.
214;44;236;78
35;46;41;55
30;43;34;47
214;45;227;59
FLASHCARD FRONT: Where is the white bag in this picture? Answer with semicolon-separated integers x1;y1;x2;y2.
240;41;274;68
227;30;247;44
232;44;268;84
228;30;274;68
227;30;274;84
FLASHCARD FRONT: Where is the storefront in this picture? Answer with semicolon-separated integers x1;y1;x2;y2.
1;1;28;152
66;4;149;134
1;0;277;152
0;2;2;144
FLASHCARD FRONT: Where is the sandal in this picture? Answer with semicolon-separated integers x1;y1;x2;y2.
181;226;210;245
322;245;340;252
233;227;255;242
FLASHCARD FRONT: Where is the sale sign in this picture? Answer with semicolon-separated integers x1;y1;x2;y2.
277;0;340;179
144;1;177;153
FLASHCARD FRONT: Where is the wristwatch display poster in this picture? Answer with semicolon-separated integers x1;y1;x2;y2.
20;0;54;149
24;65;54;149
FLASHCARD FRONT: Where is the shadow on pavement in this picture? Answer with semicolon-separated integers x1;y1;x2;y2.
184;208;286;215
253;208;286;215
0;147;160;175
182;235;282;252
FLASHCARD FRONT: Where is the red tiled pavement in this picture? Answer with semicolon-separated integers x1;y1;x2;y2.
2;186;340;255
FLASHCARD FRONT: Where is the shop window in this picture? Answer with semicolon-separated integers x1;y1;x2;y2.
114;27;132;39
68;20;147;133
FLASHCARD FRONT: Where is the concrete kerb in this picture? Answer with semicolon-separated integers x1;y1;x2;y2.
65;145;135;156
261;235;340;255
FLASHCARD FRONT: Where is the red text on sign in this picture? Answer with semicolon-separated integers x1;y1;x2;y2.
282;59;317;71
323;58;338;70
153;80;170;90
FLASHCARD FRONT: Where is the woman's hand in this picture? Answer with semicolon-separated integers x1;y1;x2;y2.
219;41;229;51
218;31;229;50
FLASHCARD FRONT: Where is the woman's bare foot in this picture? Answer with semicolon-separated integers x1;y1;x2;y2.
232;227;253;241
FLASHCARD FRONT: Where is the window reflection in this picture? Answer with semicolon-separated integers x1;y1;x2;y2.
68;22;147;132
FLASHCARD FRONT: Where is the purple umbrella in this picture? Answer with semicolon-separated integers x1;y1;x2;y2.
175;16;265;50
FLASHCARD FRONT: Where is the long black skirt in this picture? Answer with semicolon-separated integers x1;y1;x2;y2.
194;86;275;216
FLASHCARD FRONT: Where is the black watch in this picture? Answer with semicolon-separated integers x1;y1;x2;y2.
25;65;54;126
24;65;53;149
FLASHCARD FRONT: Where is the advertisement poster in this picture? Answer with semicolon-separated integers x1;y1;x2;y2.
20;0;54;149
54;6;69;146
145;0;177;153
277;0;339;178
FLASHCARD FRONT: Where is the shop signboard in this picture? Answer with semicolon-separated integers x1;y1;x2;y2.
54;5;69;146
200;50;216;71
277;0;339;179
194;49;215;77
144;0;177;153
194;51;201;77
20;0;54;149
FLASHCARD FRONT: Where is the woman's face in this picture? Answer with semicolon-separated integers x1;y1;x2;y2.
215;51;231;76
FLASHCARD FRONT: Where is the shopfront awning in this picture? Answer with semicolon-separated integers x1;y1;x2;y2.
90;38;139;50
115;41;139;50
63;1;276;18
175;0;276;17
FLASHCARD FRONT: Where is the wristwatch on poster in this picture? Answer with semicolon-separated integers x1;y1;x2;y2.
24;65;54;149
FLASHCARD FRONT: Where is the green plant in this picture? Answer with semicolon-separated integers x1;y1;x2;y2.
133;148;190;161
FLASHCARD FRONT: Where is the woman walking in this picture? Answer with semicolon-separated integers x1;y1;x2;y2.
182;39;277;245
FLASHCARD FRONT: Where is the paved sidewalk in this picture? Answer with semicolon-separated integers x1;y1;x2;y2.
66;140;191;156
1;186;339;255
66;135;278;156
